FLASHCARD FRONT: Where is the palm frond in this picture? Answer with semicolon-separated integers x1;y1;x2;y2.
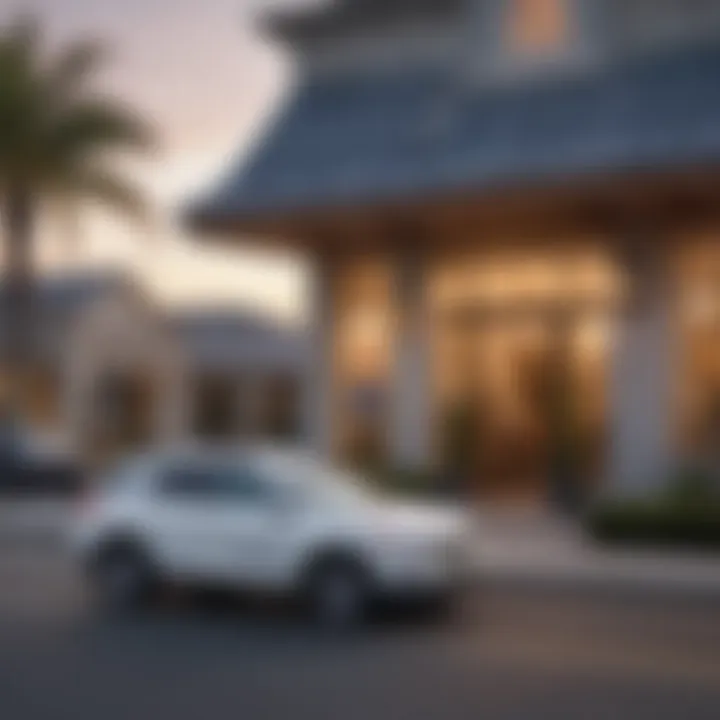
46;39;108;102
69;168;150;222
0;14;40;70
50;100;156;159
0;17;155;190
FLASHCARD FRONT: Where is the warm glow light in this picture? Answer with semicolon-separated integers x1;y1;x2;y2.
685;288;720;328
510;0;569;56
350;309;387;353
576;319;611;355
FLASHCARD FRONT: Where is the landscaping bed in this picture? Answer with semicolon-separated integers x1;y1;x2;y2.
588;470;720;550
589;503;720;549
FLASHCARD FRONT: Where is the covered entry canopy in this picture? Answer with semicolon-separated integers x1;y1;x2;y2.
190;42;720;243
188;23;720;500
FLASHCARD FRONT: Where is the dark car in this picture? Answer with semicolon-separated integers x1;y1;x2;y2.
0;425;84;496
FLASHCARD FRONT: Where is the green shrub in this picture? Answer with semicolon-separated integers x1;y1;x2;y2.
589;501;720;548
588;468;720;549
662;467;719;508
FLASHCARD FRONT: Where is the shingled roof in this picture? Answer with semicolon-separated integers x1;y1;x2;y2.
170;310;309;372
266;0;463;42
191;41;720;227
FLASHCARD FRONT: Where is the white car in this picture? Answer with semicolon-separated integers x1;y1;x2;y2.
73;446;473;627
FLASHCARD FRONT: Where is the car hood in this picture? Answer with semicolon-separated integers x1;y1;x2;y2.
367;499;469;538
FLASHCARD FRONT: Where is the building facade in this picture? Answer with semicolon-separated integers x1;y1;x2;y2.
1;273;307;467
191;0;720;502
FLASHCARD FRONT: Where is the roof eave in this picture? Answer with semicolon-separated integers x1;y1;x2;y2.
187;163;720;254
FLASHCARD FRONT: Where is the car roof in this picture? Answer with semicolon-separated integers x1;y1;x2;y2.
132;442;320;473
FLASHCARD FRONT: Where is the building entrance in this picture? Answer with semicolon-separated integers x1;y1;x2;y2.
442;304;610;506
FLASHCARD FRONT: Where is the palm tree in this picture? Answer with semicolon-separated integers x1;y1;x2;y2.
0;17;154;420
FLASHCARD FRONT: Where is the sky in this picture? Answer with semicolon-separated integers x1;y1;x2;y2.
0;0;314;319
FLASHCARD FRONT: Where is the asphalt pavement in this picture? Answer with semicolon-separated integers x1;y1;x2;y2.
1;545;719;720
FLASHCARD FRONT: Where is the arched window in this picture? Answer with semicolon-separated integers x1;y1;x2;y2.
508;0;570;56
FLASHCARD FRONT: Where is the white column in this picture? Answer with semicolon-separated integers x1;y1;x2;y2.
390;253;433;471
607;245;677;497
303;256;336;458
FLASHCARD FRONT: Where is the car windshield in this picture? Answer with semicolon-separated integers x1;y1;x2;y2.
259;451;377;507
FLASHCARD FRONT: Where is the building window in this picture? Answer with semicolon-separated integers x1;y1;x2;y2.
508;0;569;57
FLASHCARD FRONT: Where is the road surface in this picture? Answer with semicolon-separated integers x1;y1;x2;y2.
1;546;719;719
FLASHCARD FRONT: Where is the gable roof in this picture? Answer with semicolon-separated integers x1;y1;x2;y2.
0;272;134;365
170;310;309;372
191;42;720;228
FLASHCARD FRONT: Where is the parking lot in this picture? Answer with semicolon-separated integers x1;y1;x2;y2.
1;542;720;720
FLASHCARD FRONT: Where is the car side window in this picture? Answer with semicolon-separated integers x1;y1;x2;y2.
157;461;267;504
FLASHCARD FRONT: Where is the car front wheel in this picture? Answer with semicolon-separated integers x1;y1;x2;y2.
303;556;370;631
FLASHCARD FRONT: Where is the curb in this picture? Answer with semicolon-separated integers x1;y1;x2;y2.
477;560;720;600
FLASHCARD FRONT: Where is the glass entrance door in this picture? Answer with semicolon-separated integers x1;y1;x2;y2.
444;309;609;505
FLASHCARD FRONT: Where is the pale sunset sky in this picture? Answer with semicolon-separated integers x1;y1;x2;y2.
0;0;316;319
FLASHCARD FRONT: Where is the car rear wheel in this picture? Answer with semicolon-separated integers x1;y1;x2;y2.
89;541;156;613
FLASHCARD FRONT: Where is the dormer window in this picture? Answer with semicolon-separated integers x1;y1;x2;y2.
508;0;570;57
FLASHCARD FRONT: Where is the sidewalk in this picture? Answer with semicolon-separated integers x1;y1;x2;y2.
474;504;720;596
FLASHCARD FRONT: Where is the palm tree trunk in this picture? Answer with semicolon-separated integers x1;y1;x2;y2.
1;186;36;425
